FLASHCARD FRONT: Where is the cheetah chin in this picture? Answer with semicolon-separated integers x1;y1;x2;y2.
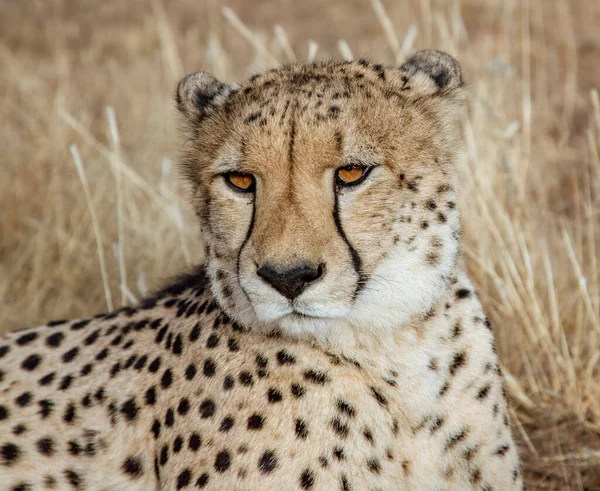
1;51;522;490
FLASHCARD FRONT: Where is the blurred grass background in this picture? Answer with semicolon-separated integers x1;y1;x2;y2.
1;0;599;487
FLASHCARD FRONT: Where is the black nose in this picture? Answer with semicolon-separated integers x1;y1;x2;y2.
256;262;325;300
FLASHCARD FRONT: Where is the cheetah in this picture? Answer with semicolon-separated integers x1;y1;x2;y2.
0;51;522;490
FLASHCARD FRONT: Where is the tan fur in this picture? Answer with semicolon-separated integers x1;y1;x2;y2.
0;51;521;490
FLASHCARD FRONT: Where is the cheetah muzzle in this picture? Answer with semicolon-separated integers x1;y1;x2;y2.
1;51;522;490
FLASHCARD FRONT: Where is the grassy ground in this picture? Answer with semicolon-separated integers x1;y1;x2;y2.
1;0;599;487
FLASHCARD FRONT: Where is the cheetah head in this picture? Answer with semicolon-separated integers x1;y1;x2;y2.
177;50;465;339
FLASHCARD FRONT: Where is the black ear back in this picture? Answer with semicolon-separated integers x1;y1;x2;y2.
398;50;464;96
176;72;234;120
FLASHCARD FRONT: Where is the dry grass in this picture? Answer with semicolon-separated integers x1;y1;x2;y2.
1;0;599;487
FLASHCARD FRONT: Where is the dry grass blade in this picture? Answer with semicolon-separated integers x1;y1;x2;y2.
69;145;113;312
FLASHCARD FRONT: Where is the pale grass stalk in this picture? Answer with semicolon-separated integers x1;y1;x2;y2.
69;144;113;311
106;106;128;306
221;7;278;66
400;25;418;59
370;0;401;63
151;0;184;84
120;284;138;305
556;0;578;144
307;40;319;62
273;25;296;62
337;40;353;61
510;406;539;457
519;0;532;199
59;111;181;206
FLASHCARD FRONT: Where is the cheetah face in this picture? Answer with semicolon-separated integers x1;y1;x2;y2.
177;51;465;338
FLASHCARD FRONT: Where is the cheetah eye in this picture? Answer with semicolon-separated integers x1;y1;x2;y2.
336;165;373;187
224;172;256;192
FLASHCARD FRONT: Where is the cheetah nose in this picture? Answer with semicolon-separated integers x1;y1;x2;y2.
256;262;325;300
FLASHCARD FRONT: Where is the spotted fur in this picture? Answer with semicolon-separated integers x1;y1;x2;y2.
0;51;521;490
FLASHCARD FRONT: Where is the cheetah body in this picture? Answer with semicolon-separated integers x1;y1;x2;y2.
1;51;522;490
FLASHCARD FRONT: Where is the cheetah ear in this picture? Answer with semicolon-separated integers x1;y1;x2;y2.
175;72;236;121
397;50;464;99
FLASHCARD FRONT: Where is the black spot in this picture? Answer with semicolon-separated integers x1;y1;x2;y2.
161;368;173;389
291;383;305;398
239;371;253;386
456;288;471;299
71;320;90;331
223;375;234;390
189;323;201;342
276;349;296;365
267;388;282;403
122;456;143;477
247;413;264;430
206;334;219;348
303;369;329;384
363;428;374;444
330;418;349;438
17;332;38;346
185;364;197;380
173;436;183;453
203;359;216;377
110;362;121;377
333;446;345;460
426;199;437;210
15;392;32;407
367;458;382;474
336;399;356;417
444;429;467;451
83;329;100;346
1;443;21;465
68;441;81;456
227;338;239;352
21;353;42;371
477;385;491;400
159;444;169;466
189;433;201;451
80;364;93;376
258;450;278;473
172;335;183;355
37;438;54;456
12;424;26;435
449;352;466;375
38;372;55;386
133;355;148;371
177;398;190;415
196;473;209;488
151;419;161;439
95;348;109;361
199;399;216;418
165;408;175;427
220;416;235;432
370;387;388;406
0;345;9;358
176;469;191;489
120;398;139;421
63;469;83;489
59;375;74;391
495;444;510;456
38;400;53;418
63;403;76;424
299;469;315;489
214;450;231;472
295;419;308;439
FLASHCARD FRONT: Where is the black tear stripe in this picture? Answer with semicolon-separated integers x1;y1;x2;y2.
333;192;366;299
235;198;256;306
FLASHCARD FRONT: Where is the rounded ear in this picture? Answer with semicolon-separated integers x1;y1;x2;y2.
175;72;236;121
397;50;464;97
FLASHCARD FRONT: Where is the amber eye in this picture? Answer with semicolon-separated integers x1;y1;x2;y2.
225;172;256;192
336;166;371;186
